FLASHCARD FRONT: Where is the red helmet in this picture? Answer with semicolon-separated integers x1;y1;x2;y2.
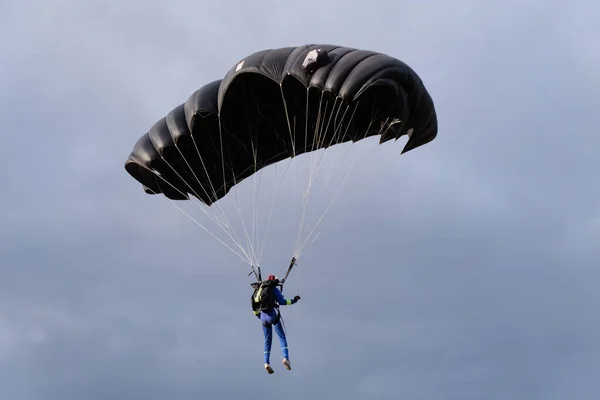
267;275;277;281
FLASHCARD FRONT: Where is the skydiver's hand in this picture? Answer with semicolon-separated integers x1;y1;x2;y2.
293;295;301;303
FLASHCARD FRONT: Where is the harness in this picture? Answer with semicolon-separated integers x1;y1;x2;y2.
251;280;278;312
251;280;283;325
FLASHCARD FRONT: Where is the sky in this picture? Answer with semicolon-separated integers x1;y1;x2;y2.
1;0;599;399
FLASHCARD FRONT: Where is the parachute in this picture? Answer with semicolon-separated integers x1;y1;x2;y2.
124;44;438;280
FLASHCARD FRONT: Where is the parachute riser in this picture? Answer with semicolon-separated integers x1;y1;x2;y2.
248;265;262;282
279;256;297;294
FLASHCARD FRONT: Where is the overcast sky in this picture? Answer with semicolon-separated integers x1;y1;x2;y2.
1;0;599;399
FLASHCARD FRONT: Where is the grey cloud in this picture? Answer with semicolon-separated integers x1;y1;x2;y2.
1;0;600;399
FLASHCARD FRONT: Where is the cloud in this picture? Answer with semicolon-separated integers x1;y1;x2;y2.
1;0;600;399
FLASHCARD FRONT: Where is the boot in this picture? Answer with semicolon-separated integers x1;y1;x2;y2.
265;363;274;374
282;358;291;370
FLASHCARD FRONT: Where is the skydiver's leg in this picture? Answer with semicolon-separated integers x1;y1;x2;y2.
273;321;291;370
260;310;278;373
263;323;273;364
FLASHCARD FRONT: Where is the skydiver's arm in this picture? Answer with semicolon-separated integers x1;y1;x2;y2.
273;287;296;305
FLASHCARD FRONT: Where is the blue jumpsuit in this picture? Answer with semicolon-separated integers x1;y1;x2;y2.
255;287;295;364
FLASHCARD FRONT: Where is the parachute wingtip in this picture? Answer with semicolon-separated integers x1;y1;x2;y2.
401;135;436;154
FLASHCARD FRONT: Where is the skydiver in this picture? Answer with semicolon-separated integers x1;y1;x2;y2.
251;275;301;374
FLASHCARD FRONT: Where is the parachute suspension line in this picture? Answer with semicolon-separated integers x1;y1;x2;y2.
188;134;238;230
140;124;261;272
222;94;286;270
243;98;289;269
292;110;396;258
184;108;261;272
147;157;254;266
154;88;300;277
157;159;224;227
293;102;342;256
131;99;407;283
292;95;338;256
185;131;258;264
291;88;335;260
307;134;361;249
295;99;394;258
175;141;237;247
153;192;250;265
292;101;396;259
170;143;228;226
148;87;402;273
228;167;258;266
177;86;296;273
158;158;233;232
136;166;251;265
258;158;294;264
185;133;263;278
224;104;267;269
278;84;299;258
227;147;261;268
314;111;384;199
187;132;248;241
292;94;358;258
295;147;359;256
316;113;364;198
250;137;261;268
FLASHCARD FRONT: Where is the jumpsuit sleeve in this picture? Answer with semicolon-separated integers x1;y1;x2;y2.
273;287;295;305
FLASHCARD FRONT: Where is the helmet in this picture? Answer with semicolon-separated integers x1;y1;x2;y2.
267;275;277;281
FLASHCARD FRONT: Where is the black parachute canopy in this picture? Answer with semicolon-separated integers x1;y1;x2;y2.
124;44;438;205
